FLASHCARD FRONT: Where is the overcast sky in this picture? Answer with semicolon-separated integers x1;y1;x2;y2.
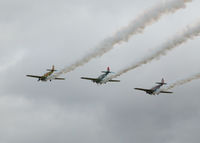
0;0;200;143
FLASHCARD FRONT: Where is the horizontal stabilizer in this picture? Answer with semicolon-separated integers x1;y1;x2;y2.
101;71;115;74
156;82;167;85
47;69;57;71
156;78;166;85
101;67;115;74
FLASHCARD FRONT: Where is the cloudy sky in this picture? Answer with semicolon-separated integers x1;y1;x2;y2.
0;0;200;143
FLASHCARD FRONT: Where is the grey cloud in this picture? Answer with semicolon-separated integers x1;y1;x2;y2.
0;0;200;143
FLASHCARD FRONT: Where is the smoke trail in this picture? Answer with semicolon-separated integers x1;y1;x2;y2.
165;73;200;90
53;0;192;78
104;20;200;83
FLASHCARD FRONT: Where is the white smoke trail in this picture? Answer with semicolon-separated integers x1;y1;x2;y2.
165;73;200;90
104;20;200;82
53;0;192;78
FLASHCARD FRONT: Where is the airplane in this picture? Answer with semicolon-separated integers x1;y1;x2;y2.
26;65;65;82
81;67;120;84
134;78;173;95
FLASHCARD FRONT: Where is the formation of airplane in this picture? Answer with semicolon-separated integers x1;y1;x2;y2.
26;66;174;95
81;67;120;84
134;78;173;95
26;65;65;82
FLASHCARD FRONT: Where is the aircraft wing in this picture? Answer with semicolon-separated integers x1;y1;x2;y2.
108;79;120;82
54;78;65;80
81;77;98;81
159;91;173;94
134;88;152;92
26;75;42;78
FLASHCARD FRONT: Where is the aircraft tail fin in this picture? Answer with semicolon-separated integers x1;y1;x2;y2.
47;65;57;72
101;67;115;74
156;78;167;85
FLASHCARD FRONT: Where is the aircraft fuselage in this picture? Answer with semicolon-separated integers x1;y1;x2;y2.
147;84;163;95
38;71;54;81
94;72;109;84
